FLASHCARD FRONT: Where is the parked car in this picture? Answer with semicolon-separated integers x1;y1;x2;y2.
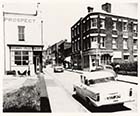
91;65;116;76
54;64;64;72
73;69;135;107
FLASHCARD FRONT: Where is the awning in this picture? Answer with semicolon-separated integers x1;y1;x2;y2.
64;56;71;62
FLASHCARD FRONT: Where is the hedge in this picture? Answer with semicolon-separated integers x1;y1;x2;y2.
110;61;138;76
3;85;40;112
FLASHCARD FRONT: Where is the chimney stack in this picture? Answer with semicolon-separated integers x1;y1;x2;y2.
87;6;94;14
102;3;111;13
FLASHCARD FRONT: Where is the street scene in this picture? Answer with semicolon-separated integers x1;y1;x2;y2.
1;0;138;115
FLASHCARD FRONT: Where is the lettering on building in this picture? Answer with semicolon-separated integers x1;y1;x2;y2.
4;17;36;23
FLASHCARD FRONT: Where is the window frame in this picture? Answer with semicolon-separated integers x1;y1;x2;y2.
100;36;106;48
14;51;29;65
18;26;25;41
91;18;97;29
112;38;117;49
123;39;128;49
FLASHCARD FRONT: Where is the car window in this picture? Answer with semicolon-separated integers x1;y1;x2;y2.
105;66;113;69
91;65;104;72
89;77;115;85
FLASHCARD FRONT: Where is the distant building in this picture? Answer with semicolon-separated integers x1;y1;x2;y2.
3;3;44;75
46;40;71;66
71;3;138;71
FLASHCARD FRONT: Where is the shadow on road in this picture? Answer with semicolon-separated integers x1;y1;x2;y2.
72;94;131;112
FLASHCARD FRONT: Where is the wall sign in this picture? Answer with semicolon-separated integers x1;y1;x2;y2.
33;47;42;51
11;46;32;51
4;17;36;23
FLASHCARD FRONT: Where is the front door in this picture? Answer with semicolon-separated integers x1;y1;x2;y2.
33;51;42;73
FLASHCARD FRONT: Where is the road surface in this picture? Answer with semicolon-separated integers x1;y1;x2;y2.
43;66;137;113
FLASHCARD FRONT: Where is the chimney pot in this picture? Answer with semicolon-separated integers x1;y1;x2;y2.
87;6;94;14
102;3;111;13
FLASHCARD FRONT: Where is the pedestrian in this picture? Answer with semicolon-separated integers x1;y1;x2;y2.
115;64;120;74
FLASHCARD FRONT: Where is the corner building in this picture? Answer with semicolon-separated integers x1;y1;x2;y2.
3;7;43;75
71;6;138;71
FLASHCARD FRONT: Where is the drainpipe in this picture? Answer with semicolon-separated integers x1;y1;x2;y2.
3;6;6;74
80;18;84;70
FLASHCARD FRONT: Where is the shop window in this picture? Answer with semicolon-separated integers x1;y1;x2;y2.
14;51;29;65
18;26;25;41
91;18;97;29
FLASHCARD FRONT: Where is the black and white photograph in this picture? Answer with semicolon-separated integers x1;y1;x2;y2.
0;0;138;115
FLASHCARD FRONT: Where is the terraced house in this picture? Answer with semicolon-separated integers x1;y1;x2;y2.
71;3;138;71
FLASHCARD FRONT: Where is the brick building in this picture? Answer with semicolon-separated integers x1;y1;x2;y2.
71;3;138;71
46;40;71;66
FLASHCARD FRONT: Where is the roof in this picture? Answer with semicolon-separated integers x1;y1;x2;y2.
82;70;115;80
7;44;44;47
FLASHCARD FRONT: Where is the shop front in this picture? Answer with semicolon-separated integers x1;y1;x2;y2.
83;49;113;71
7;44;43;75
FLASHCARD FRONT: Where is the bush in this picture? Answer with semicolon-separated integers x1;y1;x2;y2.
110;61;137;76
3;85;40;112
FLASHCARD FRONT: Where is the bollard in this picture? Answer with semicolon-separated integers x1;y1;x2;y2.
37;73;51;112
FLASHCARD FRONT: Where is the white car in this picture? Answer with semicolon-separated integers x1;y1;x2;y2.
73;69;135;107
54;64;64;72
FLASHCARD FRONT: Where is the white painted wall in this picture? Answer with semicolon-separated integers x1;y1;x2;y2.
4;14;42;45
4;13;42;73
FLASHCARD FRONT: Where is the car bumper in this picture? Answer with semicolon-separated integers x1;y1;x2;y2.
89;97;135;107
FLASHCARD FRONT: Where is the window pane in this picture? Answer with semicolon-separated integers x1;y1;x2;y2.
23;56;28;60
18;26;25;41
15;51;21;55
23;60;28;65
23;51;28;55
15;61;21;65
15;56;21;60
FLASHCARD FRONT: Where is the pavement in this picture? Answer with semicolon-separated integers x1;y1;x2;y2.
43;71;88;113
3;74;38;95
3;67;138;113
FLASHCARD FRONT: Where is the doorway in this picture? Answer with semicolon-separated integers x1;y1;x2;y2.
33;51;42;73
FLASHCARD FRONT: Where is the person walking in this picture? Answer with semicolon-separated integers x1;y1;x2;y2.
115;64;120;74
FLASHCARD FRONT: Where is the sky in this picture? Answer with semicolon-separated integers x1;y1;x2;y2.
1;0;138;49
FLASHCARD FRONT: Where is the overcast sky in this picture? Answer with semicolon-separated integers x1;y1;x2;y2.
2;0;138;49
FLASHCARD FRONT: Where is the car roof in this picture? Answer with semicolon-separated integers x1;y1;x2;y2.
81;70;115;80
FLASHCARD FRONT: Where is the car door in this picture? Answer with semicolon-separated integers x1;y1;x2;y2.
75;75;83;96
79;76;89;100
